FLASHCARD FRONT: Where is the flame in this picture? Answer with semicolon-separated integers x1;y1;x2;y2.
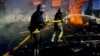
52;0;61;7
33;0;41;6
68;0;85;26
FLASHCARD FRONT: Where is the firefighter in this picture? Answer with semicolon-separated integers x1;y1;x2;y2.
29;4;46;34
28;3;46;55
51;8;66;42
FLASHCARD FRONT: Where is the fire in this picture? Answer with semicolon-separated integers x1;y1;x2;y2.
68;0;86;26
33;0;41;6
52;0;61;7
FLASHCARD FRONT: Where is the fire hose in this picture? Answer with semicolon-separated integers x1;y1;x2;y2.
2;19;64;56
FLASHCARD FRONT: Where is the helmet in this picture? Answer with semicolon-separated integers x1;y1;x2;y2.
37;4;46;11
58;8;65;12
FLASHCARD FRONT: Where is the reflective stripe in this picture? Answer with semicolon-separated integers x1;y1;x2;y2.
58;31;63;39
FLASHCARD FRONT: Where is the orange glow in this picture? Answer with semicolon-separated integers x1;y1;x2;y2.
33;0;41;6
68;0;85;26
52;0;61;7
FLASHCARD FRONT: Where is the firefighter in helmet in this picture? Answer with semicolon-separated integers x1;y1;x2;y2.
28;3;46;55
51;8;66;42
29;4;46;33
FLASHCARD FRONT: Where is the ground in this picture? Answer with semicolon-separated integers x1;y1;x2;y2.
0;17;100;56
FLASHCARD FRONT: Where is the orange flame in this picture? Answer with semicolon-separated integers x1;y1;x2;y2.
68;0;85;26
52;0;61;7
33;0;41;6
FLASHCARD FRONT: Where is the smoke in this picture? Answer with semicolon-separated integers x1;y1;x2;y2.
5;0;34;13
0;0;35;46
0;0;35;24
